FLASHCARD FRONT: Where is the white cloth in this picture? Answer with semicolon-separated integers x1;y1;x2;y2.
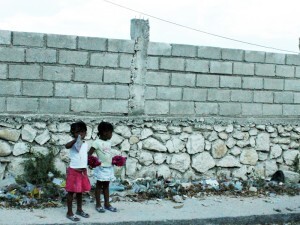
69;142;88;169
94;166;116;181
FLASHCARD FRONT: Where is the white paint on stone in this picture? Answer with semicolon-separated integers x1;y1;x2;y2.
192;152;215;173
142;137;167;152
186;134;205;154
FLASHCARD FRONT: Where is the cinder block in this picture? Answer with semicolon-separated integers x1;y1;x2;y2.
195;102;218;115
253;91;273;103
87;84;115;98
148;42;171;56
145;72;170;86
170;101;194;114
171;44;197;57
171;73;195;87
78;36;106;51
295;67;300;78
242;77;263;89
245;50;265;62
13;31;44;47
186;59;209;73
145;87;156;99
0;97;5;112
145;100;169;114
294;93;300;103
9;64;40;79
208;89;230;102
108;39;134;53
59;50;88;65
90;52;119;67
286;54;300;66
0;81;21;95
0;47;24;62
40;98;70;113
210;61;232;74
274;92;293;104
285;80;300;91
23;81;53;96
242;103;263;116
7;97;38;112
0;64;7;79
275;65;294;77
283;105;300;116
196;74;219;87
265;53;285;64
102;100;128;113
160;58;185;71
71;99;100;112
120;53;133;68
219;103;241;115
43;66;72;81
0;30;11;45
263;78;284;90
231;90;253;102
55;83;85;97
221;48;244;61
116;85;129;99
183;88;207;101
157;87;182;100
104;69;131;84
47;34;76;49
220;76;241;88
255;64;275;76
147;56;159;70
263;104;282;116
233;62;254;76
26;48;56;63
198;46;221;59
75;67;103;83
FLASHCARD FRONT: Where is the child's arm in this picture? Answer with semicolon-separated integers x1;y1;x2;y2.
65;139;76;149
88;147;96;156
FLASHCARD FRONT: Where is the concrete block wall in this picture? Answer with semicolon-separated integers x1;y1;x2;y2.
0;24;300;120
146;43;300;118
0;30;134;115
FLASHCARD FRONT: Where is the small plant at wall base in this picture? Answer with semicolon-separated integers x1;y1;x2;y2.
22;148;62;185
292;154;300;174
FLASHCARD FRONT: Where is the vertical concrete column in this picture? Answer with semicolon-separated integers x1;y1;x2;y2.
129;19;149;115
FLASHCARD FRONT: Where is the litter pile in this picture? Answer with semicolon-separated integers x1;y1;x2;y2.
1;173;298;209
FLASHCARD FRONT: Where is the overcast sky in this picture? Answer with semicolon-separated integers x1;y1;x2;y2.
0;0;299;54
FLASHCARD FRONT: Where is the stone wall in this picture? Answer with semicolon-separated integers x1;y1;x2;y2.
0;19;299;181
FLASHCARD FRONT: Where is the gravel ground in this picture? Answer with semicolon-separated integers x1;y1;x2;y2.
0;195;299;225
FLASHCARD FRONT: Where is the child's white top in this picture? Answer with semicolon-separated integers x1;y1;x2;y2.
92;139;114;167
69;142;88;168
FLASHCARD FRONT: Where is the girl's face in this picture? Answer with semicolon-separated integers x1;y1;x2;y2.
74;130;87;139
100;131;112;141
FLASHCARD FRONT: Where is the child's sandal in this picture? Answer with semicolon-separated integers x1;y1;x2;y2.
104;206;117;212
76;210;90;218
96;206;106;213
66;214;80;221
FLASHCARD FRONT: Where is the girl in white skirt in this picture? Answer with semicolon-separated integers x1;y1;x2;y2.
88;121;117;213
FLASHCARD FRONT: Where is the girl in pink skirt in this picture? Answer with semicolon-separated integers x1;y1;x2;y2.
65;121;91;222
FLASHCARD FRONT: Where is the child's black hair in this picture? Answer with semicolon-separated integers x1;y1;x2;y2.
97;121;114;136
70;121;87;137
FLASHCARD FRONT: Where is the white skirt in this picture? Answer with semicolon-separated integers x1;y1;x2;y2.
94;166;116;182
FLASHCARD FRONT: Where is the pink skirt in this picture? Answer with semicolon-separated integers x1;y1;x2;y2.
65;167;91;193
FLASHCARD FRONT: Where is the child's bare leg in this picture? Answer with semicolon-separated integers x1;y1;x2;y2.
67;192;74;216
95;181;102;208
76;193;83;212
103;181;110;208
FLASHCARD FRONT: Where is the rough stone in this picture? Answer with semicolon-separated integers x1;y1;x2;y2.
169;153;190;172
186;134;205;154
0;129;20;142
115;125;131;138
139;151;153;166
21;125;37;142
256;133;270;151
140;128;153;140
0;141;12;156
153;153;167;164
212;139;228;158
166;138;185;153
240;148;258;165
13;142;29;156
142;138;167;152
217;155;241;167
270;145;282;159
35;130;50;145
192;152;215;173
283;150;299;165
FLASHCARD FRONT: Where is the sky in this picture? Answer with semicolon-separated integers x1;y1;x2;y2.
0;0;299;54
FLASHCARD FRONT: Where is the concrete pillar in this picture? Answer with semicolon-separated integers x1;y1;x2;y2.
129;19;150;115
